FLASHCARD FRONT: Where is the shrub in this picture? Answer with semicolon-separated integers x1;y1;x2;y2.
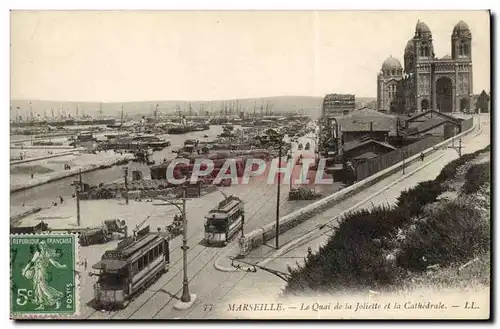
435;144;491;183
463;162;490;194
397;200;490;271
285;205;405;294
396;180;443;217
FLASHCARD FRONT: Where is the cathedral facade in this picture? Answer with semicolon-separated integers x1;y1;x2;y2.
377;20;473;113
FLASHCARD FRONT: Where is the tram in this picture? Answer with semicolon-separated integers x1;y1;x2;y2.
91;226;170;309
204;195;244;246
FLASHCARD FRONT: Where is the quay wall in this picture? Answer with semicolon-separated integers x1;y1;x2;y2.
10;148;85;165
10;155;133;193
11;145;76;150
239;120;477;254
10;206;43;226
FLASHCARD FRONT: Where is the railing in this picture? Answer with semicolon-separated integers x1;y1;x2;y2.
355;135;443;181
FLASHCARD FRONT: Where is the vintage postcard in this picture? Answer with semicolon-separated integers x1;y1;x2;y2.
9;10;491;320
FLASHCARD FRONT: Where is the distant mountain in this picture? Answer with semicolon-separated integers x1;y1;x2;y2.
10;95;376;120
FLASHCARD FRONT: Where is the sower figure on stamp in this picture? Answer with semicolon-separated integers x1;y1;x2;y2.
21;241;67;310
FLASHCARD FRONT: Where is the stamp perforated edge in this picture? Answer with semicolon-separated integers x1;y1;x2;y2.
10;232;81;320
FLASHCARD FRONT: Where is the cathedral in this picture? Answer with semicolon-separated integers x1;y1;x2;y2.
377;20;473;113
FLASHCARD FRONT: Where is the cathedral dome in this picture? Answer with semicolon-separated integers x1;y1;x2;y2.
453;20;471;37
415;20;432;37
381;56;402;71
453;20;470;33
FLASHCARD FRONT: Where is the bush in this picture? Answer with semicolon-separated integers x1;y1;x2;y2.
285;205;406;294
397;200;490;271
396;181;443;217
463;163;490;194
435;144;491;183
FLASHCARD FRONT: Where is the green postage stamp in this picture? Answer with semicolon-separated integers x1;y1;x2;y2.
10;233;79;319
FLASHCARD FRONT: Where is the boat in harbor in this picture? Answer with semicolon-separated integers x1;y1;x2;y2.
167;126;192;134
97;133;171;151
104;131;130;139
11;118;116;128
167;122;209;134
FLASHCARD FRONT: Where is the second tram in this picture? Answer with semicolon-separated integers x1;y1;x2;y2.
204;195;244;246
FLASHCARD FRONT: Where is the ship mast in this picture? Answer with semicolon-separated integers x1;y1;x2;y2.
120;105;124;130
154;104;158;133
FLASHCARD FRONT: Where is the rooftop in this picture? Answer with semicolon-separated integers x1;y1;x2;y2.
342;137;397;153
338;107;397;132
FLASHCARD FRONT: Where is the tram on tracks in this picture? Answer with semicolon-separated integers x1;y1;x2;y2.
91;226;170;309
204;195;244;246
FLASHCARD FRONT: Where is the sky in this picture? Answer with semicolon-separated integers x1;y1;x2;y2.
10;10;491;102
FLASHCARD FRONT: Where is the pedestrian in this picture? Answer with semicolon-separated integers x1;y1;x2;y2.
59;196;64;204
31;173;34;179
420;152;425;161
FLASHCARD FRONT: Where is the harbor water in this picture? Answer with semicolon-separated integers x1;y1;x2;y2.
10;125;224;208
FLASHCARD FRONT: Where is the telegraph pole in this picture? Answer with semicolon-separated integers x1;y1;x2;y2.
74;180;81;227
123;167;129;205
153;189;195;308
180;188;191;303
402;150;406;174
276;141;282;249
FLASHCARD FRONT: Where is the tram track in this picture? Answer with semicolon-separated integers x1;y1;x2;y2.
126;179;283;318
150;186;287;318
128;183;278;318
85;177;279;319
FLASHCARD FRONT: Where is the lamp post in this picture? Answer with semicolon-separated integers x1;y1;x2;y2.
154;188;196;309
402;150;406;174
122;166;129;205
275;137;289;249
73;181;81;227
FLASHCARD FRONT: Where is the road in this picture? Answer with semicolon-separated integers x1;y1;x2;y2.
82;115;489;319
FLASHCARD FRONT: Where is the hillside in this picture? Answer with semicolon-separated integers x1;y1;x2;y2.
10;96;376;120
284;145;491;295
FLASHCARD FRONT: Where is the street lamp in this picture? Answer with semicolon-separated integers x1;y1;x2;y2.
154;188;196;309
275;135;290;249
122;167;129;205
402;150;406;174
72;169;84;227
